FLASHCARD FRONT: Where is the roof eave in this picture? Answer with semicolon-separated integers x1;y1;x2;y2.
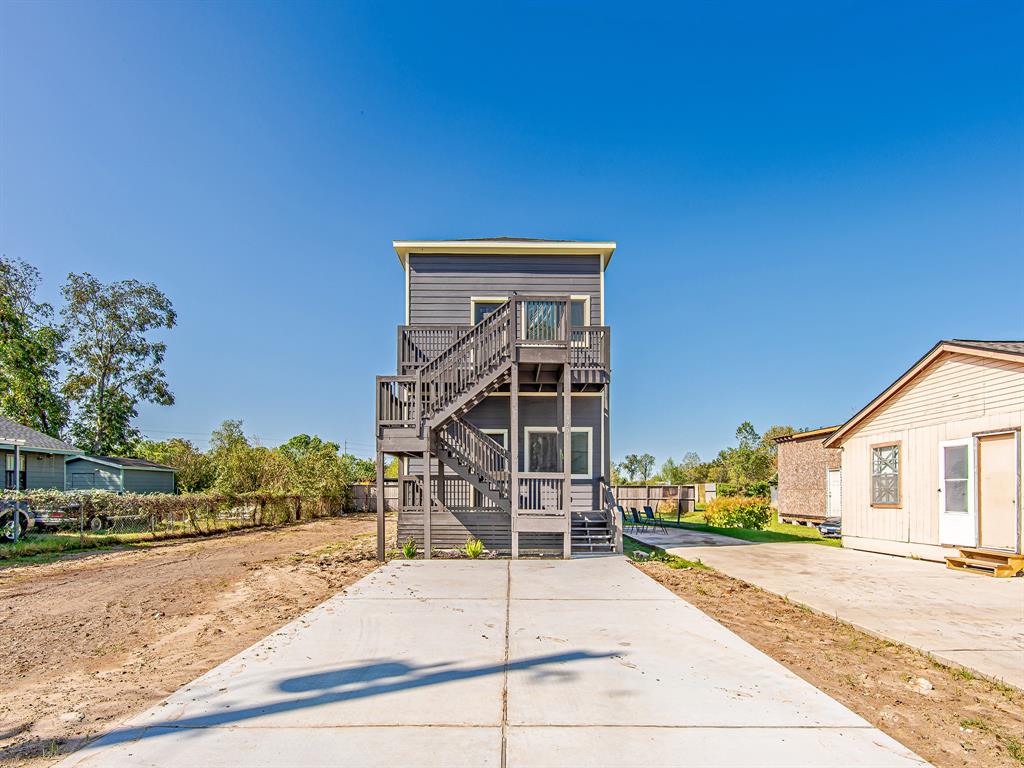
392;240;618;270
823;341;1024;448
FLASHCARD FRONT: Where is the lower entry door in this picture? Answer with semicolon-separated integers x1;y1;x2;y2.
977;432;1019;552
939;439;976;546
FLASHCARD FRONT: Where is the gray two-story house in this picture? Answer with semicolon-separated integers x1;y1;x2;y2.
374;238;617;559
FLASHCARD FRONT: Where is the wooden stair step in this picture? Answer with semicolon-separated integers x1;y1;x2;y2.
957;548;1024;568
945;556;1018;578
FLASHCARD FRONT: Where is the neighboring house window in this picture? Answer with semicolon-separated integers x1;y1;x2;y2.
525;427;592;478
871;443;901;506
4;453;27;491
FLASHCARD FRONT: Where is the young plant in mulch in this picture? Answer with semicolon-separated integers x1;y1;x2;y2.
401;537;418;559
464;537;485;559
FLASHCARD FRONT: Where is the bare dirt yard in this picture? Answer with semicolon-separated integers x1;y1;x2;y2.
0;515;385;767
635;558;1024;768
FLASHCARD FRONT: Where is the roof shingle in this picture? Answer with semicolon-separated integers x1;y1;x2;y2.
0;415;79;452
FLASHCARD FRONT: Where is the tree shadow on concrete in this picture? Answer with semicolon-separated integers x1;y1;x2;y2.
68;650;613;753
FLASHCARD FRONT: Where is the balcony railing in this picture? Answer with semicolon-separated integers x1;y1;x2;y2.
518;473;565;515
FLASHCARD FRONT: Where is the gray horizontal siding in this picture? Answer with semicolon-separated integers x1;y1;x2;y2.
123;469;175;494
409;254;602;325
27;453;65;490
65;459;122;492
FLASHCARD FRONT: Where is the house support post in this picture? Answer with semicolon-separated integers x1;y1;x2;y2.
510;360;520;559
422;448;432;559
562;363;572;558
605;382;621;553
375;450;385;561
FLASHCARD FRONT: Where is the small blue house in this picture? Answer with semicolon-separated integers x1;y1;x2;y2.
65;456;177;494
0;415;81;490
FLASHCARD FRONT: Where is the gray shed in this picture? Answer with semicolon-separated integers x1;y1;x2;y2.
65;456;177;494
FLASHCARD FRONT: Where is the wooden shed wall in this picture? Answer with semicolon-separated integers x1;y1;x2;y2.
840;353;1024;550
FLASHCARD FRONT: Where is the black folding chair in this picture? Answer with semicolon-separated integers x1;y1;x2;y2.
630;507;648;532
616;505;629;531
643;505;667;533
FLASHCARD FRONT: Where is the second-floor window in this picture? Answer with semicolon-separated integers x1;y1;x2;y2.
472;299;506;324
570;298;587;327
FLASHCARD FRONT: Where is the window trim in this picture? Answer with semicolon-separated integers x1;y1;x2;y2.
869;440;902;509
569;295;591;327
480;429;509;449
469;296;509;325
523;426;593;479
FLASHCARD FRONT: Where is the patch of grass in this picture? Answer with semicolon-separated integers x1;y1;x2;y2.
651;510;841;547
961;718;1024;764
624;535;709;570
951;666;976;681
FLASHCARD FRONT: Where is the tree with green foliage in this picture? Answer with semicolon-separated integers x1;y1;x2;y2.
618;452;656;483
207;420;287;494
0;257;68;437
383;457;399;479
61;273;176;454
135;437;216;492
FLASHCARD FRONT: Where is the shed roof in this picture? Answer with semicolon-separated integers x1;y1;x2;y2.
0;415;80;453
69;455;177;472
392;238;617;270
773;426;840;443
824;339;1024;448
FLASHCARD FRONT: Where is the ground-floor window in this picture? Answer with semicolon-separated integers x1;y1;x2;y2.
870;442;901;507
525;427;592;478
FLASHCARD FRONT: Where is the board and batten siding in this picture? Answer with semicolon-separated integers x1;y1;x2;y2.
840;353;1024;557
408;254;602;325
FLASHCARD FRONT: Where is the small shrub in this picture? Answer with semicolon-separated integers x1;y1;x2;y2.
704;496;772;530
401;537;418;559
464;537;485;558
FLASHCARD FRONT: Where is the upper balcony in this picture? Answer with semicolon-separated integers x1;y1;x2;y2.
394;295;610;387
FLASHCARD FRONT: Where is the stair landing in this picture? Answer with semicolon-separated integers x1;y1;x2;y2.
945;548;1024;578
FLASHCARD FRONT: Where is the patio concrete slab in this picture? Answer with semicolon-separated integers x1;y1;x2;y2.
61;558;928;768
631;527;1024;688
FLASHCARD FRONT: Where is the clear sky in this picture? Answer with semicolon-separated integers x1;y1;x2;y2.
2;1;1022;463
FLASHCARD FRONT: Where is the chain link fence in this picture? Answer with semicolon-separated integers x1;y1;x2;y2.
1;491;348;546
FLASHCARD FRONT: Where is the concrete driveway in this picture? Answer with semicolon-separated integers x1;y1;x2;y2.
631;527;1024;689
61;558;925;767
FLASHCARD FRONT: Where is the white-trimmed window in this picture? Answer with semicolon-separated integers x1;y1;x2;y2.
480;429;508;449
569;295;590;327
870;442;901;507
470;296;508;325
524;426;592;478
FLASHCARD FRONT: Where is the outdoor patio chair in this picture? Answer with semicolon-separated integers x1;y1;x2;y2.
643;505;667;533
629;507;648;532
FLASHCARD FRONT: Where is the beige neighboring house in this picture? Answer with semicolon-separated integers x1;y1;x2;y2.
774;427;842;525
824;340;1023;565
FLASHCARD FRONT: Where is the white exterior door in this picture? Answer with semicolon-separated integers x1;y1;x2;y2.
826;469;842;518
939;438;976;546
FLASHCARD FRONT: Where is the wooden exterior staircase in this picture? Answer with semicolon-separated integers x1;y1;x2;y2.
945;548;1024;578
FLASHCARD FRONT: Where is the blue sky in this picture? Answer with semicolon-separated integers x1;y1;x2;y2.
2;1;1022;463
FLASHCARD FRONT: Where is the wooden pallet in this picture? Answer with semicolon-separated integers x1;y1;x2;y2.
945;548;1024;578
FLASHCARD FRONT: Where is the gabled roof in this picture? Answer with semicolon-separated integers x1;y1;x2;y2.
68;455;177;472
824;339;1024;448
773;426;840;444
0;415;80;453
392;238;617;270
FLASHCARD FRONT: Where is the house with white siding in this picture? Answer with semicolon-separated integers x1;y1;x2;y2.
824;340;1023;575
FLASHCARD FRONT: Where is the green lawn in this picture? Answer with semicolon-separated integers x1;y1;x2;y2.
643;508;840;547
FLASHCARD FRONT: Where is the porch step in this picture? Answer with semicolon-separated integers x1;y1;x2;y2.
945;548;1024;578
571;512;614;554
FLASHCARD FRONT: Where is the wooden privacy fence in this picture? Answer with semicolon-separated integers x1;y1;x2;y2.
350;479;399;513
610;484;697;522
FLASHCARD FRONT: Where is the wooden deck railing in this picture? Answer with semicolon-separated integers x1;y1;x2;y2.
376;375;418;430
439;417;511;499
418;300;513;421
570;326;610;370
517;473;565;515
398;325;471;374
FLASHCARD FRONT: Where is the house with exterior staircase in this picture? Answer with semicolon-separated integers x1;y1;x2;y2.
374;238;618;559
